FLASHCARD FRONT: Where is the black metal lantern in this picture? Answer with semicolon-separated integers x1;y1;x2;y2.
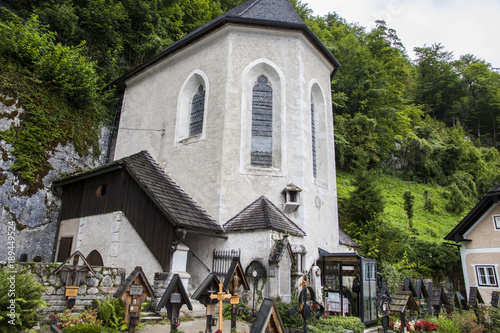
210;317;218;327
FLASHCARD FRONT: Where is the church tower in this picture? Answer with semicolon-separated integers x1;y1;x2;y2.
111;0;343;291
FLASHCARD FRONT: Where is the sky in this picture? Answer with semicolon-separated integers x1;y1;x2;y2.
304;0;500;69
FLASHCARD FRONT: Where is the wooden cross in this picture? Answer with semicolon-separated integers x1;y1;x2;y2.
209;282;232;332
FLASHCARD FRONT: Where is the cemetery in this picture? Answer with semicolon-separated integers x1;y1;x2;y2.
2;254;500;332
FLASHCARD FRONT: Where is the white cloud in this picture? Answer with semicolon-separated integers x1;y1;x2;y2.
304;0;500;67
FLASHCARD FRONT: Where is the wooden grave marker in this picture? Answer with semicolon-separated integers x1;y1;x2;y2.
155;274;192;331
250;298;286;333
223;258;250;331
54;251;95;308
191;273;223;333
389;291;420;330
114;266;155;333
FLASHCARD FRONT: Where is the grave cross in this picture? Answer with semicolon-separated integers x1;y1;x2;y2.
209;282;232;332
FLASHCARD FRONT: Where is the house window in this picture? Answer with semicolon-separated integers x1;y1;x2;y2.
189;85;205;136
96;184;107;197
476;265;498;287
251;75;273;167
494;215;500;230
365;262;376;281
311;96;317;178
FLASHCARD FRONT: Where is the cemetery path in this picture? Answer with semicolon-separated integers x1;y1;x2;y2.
138;317;252;333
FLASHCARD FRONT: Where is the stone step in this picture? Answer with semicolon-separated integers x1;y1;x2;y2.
181;299;208;318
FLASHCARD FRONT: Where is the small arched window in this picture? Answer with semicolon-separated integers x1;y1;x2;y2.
189;85;205;136
251;75;273;167
86;250;104;266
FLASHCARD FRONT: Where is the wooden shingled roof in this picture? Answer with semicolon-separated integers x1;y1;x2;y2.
223;196;306;236
54;150;223;234
339;228;359;248
389;291;420;314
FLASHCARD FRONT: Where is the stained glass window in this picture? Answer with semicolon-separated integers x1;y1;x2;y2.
189;85;205;136
251;76;273;166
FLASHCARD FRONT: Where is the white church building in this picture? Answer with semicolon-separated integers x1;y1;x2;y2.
53;0;358;302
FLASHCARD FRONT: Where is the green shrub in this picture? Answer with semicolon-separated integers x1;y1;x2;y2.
0;265;46;332
487;306;500;333
62;324;102;333
0;11;100;105
435;311;484;333
308;315;365;333
95;295;125;330
275;296;302;329
222;301;253;323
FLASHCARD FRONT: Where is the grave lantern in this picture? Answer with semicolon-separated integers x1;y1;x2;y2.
54;251;95;309
114;266;155;333
192;273;224;333
155;274;192;331
223;258;250;331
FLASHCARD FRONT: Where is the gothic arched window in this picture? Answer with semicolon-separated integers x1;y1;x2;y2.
189;85;205;136
251;75;273;167
311;96;317;178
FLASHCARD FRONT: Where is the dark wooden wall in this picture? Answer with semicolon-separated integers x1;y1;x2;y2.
59;169;174;271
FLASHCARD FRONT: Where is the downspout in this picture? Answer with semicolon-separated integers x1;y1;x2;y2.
105;88;124;164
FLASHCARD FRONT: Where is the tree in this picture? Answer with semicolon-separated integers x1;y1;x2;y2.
344;166;385;237
413;43;462;123
403;190;414;228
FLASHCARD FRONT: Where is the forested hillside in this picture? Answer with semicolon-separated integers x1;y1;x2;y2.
1;0;499;281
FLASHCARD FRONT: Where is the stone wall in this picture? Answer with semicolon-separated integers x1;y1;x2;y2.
0;95;111;264
14;263;126;313
12;263;183;314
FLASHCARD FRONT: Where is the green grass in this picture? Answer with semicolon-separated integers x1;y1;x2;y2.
336;171;474;243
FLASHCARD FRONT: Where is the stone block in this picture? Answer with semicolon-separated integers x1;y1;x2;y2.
87;277;99;287
45;286;55;295
101;287;118;294
87;287;99;295
78;284;87;294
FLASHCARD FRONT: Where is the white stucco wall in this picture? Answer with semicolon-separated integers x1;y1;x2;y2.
114;23;342;289
56;212;163;280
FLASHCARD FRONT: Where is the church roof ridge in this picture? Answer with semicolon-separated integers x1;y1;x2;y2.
223;195;305;236
110;0;339;88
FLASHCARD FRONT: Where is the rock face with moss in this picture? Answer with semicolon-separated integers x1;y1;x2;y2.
0;96;110;263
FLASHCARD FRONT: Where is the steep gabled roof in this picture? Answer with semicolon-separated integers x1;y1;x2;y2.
223;195;306;236
110;0;340;87
53;150;223;233
444;182;500;242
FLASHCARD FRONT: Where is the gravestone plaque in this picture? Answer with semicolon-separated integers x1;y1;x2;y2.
171;293;181;303
279;250;291;302
129;285;142;296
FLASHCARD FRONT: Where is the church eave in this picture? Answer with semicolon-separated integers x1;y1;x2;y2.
109;17;340;89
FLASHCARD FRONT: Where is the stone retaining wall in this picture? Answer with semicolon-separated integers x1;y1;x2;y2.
9;263;184;314
12;263;126;313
